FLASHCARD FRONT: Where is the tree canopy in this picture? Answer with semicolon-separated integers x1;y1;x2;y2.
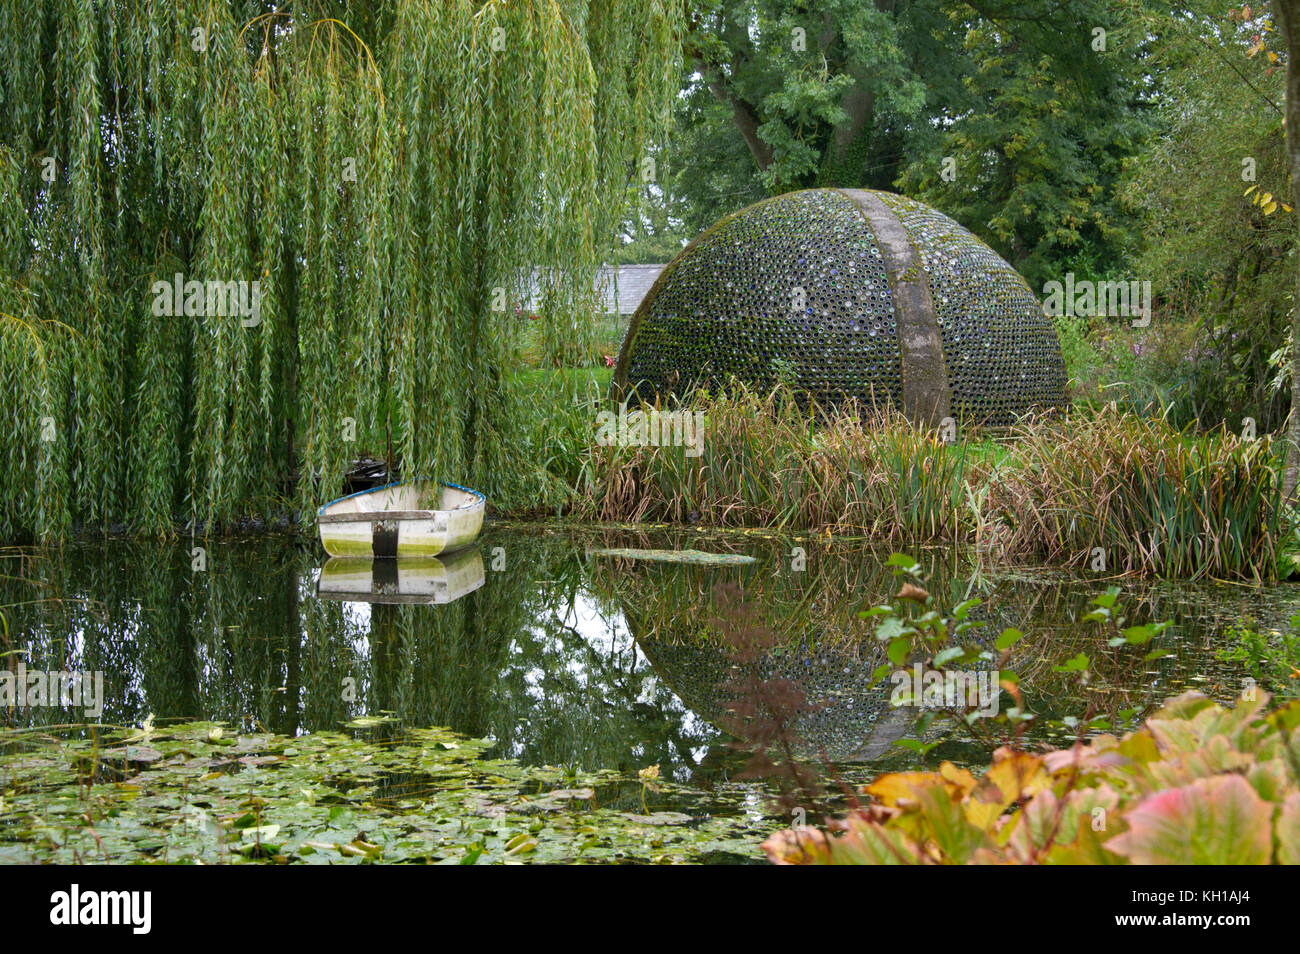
667;1;1151;287
0;0;681;539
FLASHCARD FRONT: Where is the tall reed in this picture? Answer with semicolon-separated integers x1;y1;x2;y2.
575;392;1283;581
983;405;1281;580
579;386;974;542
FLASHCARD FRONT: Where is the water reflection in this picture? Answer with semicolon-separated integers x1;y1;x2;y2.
317;549;486;604
1;529;1294;782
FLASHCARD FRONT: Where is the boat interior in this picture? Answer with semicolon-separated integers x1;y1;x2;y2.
320;483;480;517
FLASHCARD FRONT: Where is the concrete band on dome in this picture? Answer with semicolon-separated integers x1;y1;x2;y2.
835;188;951;427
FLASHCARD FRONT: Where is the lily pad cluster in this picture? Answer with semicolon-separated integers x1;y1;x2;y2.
0;720;768;864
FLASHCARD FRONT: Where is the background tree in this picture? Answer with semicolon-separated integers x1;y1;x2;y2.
673;0;1149;285
897;1;1150;290
615;142;690;264
1118;2;1291;432
675;0;924;232
1270;0;1300;497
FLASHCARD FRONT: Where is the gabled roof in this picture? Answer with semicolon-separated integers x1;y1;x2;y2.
595;264;666;315
522;264;667;315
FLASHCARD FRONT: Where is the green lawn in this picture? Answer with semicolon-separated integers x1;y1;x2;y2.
518;313;628;368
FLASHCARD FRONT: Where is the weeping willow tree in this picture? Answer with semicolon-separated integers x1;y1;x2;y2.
0;0;680;540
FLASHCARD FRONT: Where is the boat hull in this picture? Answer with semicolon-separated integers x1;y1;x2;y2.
317;482;485;558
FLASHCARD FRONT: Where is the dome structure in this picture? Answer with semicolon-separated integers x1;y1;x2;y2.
611;188;1066;426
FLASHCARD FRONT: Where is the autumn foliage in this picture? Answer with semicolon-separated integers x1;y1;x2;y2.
763;691;1300;865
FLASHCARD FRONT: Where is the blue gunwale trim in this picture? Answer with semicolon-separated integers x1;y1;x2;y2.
317;481;486;518
442;482;488;505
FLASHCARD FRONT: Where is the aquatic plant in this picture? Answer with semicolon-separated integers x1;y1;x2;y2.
0;1;681;539
852;553;1174;753
579;390;1282;580
985;405;1282;580
580;384;974;541
762;552;1296;865
1217;615;1300;700
0;720;768;864
762;689;1300;865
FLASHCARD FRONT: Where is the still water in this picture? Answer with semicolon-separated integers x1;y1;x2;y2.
2;524;1295;787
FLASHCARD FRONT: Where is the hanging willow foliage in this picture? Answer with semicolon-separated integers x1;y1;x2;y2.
0;0;681;539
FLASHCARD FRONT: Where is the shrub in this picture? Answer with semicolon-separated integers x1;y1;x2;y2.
762;689;1300;864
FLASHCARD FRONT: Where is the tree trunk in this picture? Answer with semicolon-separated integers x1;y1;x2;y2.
705;77;775;171
829;84;875;170
1273;0;1300;500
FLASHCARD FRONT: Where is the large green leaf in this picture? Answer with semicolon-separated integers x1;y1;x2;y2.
1106;775;1273;865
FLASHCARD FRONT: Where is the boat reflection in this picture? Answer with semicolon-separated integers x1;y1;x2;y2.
316;547;485;605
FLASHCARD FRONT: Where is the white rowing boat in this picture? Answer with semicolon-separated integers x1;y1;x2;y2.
316;548;485;605
317;481;485;558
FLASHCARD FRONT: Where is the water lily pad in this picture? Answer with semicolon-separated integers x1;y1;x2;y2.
102;745;163;764
517;788;596;812
0;721;768;865
241;824;281;842
344;715;397;729
621;811;695;825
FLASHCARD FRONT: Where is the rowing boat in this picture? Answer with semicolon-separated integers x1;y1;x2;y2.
317;481;485;558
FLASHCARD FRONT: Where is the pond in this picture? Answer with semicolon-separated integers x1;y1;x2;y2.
1;524;1296;862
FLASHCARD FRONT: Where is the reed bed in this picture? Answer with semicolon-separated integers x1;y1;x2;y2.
578;387;975;542
983;406;1281;580
575;391;1284;581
